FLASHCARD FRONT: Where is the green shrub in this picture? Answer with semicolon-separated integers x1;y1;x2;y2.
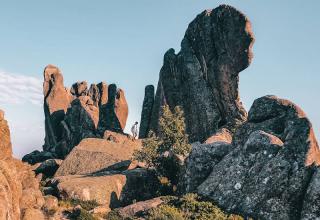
104;210;134;220
147;205;184;220
144;194;244;220
58;198;99;211
77;209;97;220
134;105;191;187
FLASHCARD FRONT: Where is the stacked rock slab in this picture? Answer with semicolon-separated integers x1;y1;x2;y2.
184;95;320;219
141;5;254;142
0;110;46;220
25;64;129;162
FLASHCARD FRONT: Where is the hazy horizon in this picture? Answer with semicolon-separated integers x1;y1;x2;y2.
0;0;319;158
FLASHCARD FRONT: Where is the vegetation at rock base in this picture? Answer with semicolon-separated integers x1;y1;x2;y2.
58;198;99;211
145;194;244;220
77;209;98;220
105;194;244;220
134;104;191;188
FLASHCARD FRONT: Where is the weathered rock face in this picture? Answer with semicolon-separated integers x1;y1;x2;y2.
117;197;164;218
179;140;234;193
25;64;129;162
141;5;254;142
193;96;320;219
0;110;46;220
139;85;155;138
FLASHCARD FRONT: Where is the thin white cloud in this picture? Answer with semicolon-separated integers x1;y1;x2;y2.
0;71;42;106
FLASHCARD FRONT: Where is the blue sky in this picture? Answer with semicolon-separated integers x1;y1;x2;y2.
0;0;319;158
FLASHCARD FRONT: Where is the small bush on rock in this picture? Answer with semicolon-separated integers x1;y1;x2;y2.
134;105;191;189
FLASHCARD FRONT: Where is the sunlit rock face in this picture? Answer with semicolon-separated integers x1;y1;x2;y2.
141;4;254;142
23;64;129;162
0;110;45;220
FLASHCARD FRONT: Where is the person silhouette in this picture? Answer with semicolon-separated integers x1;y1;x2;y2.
131;121;139;140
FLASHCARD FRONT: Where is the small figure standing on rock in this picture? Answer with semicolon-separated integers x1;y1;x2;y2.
131;121;139;140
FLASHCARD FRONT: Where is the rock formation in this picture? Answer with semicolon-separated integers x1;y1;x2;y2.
141;4;254;142
139;85;155;138
24;64;129;163
180;96;320;219
0;110;46;220
47;132;158;210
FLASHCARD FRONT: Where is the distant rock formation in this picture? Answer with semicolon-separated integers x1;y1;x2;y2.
0;110;46;219
140;5;254;142
180;95;320;219
24;64;129;163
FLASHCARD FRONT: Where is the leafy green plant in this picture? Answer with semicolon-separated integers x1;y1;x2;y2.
134;105;191;187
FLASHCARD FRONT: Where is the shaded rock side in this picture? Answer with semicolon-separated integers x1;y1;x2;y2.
197;95;320;220
98;84;128;134
0;110;45;220
139;85;155;138
145;5;254;142
55;134;141;176
58;96;100;157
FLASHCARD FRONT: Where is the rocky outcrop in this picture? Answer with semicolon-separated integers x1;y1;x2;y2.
185;95;320;219
139;85;155;138
25;65;129;163
0;110;46;220
55;133;141;176
141;5;254;142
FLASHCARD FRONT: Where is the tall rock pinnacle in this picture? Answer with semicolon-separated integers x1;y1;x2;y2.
142;5;254;142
